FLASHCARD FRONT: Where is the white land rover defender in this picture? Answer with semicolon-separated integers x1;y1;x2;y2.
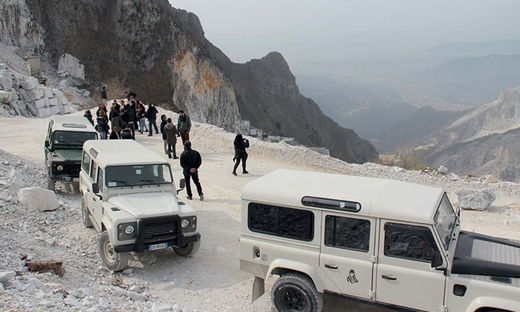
80;140;200;271
240;169;520;312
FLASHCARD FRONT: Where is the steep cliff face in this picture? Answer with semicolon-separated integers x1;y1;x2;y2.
1;0;378;164
422;86;520;181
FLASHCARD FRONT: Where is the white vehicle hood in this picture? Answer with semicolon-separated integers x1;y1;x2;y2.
108;192;183;218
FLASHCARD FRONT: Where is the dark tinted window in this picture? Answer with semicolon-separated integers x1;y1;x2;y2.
325;216;370;252
52;131;97;148
384;223;438;262
248;203;314;241
81;152;91;173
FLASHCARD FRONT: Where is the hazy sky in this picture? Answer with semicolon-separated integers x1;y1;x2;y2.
169;0;520;64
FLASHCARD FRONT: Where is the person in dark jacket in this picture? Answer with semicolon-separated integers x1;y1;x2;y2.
109;126;121;140
160;114;168;154
146;104;159;136
121;125;133;140
232;134;249;175
101;86;107;101
180;141;203;201
84;110;94;126
177;110;191;143
110;111;123;135
164;118;179;159
96;110;109;140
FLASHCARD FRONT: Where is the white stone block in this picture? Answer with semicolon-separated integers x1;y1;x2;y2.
48;98;58;106
0;91;11;104
0;72;12;90
20;77;38;91
34;98;46;108
0;63;6;71
44;97;50;107
37;106;51;117
52;88;63;97
59;95;69;106
50;105;60;115
60;104;71;114
43;87;53;98
29;88;44;100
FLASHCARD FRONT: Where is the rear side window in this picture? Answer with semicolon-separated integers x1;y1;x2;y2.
248;203;314;241
325;216;371;252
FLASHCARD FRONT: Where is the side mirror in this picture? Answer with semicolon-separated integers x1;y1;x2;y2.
176;179;186;194
92;183;99;194
431;250;443;268
45;140;50;148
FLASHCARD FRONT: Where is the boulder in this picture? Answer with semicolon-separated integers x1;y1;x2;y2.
29;88;44;101
34;98;46;108
0;72;12;90
0;270;16;284
0;91;11;104
438;165;449;175
17;187;60;212
456;189;496;211
9;169;26;187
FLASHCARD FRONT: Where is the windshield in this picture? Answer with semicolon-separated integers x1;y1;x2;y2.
434;193;457;250
52;131;97;149
105;164;173;187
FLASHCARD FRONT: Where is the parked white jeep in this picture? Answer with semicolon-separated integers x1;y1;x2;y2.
80;140;200;271
240;169;520;312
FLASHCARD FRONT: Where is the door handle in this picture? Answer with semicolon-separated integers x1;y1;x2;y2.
324;264;338;269
382;274;397;281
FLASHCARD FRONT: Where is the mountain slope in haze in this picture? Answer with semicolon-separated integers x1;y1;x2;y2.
418;54;520;104
376;106;472;151
296;74;417;142
0;0;378;164
428;40;520;58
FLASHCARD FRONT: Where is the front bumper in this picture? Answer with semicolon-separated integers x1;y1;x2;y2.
114;233;200;253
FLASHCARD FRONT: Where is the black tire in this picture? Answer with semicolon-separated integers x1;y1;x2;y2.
271;273;323;312
174;241;200;257
99;231;128;271
81;198;93;228
47;178;55;191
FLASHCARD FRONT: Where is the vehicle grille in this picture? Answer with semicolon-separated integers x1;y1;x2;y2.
143;220;177;240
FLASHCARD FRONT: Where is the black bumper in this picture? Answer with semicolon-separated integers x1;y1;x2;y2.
114;234;201;253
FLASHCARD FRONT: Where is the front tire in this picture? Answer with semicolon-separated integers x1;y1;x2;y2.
174;241;200;257
99;231;128;271
271;273;323;312
81;198;93;228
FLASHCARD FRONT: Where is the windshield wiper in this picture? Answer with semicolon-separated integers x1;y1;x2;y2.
138;179;161;187
111;180;134;188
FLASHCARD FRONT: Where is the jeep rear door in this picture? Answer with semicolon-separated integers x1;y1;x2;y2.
375;220;446;311
319;213;376;300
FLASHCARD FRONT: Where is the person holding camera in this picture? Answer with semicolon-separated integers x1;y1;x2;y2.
232;134;250;176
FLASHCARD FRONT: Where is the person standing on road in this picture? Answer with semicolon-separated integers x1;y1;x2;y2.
160;114;168;154
164;118;179;159
232;134;250;175
96;110;109;140
101;86;107;103
177;110;191;143
146;104;159;136
84;110;94;126
180;141;203;201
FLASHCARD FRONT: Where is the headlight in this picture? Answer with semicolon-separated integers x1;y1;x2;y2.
57;165;64;171
181;219;190;228
124;225;135;235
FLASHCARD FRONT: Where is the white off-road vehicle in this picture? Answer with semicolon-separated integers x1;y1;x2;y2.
80;140;200;271
240;169;520;312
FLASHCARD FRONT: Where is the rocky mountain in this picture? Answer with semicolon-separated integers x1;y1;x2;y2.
0;0;378;164
421;86;520;181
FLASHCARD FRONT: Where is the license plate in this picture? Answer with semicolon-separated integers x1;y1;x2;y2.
148;243;168;251
73;178;79;182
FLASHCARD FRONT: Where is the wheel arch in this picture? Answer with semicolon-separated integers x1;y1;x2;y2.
267;259;324;293
467;297;517;312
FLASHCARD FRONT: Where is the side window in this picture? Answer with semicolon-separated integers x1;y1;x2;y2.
384;223;439;262
90;161;97;180
82;152;91;175
325;216;371;252
248;203;314;241
97;169;104;192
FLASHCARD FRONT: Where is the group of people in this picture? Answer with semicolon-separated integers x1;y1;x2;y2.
84;87;250;202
